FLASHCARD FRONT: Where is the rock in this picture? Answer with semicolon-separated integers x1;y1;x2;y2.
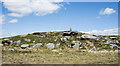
110;44;119;49
36;43;43;46
56;43;60;47
2;39;13;46
65;36;70;40
104;40;112;44
32;45;37;48
14;40;21;46
59;53;64;55
70;41;82;49
110;37;117;40
60;37;67;41
32;43;43;48
81;34;97;40
52;50;59;52
46;43;55;49
63;31;78;36
8;48;14;51
54;39;57;42
33;32;47;36
104;37;110;40
20;44;29;49
24;38;31;42
33;41;36;43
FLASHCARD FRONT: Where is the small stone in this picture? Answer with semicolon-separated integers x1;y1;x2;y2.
56;43;60;47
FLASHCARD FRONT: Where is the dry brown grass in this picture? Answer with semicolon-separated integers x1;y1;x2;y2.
20;34;28;37
2;49;118;64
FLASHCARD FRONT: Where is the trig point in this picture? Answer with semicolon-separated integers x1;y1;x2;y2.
70;28;72;32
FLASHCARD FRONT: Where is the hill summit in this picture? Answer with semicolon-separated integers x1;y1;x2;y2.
1;29;120;51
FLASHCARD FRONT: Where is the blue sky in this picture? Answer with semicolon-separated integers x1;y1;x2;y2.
0;1;119;37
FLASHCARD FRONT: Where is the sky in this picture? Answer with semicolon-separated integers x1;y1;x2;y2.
0;0;119;38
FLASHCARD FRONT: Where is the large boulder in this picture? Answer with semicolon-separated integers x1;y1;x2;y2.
32;43;43;48
81;34;97;40
20;44;29;49
70;41;82;49
63;31;78;36
46;43;55;49
2;39;13;46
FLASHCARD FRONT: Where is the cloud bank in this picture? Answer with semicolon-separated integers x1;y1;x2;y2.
9;19;18;23
99;8;116;15
1;0;64;17
82;28;119;35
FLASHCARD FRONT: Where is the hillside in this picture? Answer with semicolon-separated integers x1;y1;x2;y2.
1;30;120;64
1;30;120;51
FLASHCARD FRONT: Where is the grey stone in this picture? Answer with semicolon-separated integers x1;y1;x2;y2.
24;38;31;42
32;43;43;48
56;43;60;47
81;34;97;39
20;44;29;49
104;40;112;44
46;43;55;49
110;37;117;40
110;44;119;49
70;41;82;49
2;39;13;46
33;41;35;43
104;37;110;40
8;48;14;51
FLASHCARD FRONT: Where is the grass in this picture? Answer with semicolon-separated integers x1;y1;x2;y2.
2;49;118;64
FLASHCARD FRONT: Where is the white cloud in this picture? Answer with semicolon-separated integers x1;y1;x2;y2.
82;28;119;35
0;15;5;25
2;0;64;17
9;19;18;23
99;8;116;15
8;13;23;17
